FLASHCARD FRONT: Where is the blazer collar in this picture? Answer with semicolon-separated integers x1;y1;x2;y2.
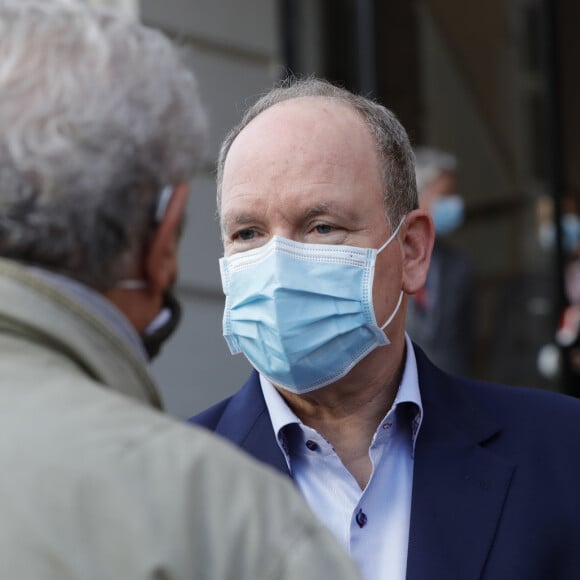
214;346;516;580
213;370;290;476
407;346;515;580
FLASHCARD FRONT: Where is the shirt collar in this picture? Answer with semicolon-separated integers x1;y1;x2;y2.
260;333;424;457
393;333;423;450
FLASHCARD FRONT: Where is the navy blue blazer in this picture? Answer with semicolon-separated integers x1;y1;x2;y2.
191;345;580;580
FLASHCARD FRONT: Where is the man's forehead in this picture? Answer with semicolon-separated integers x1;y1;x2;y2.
222;198;355;220
233;97;363;146
219;95;384;226
224;98;372;176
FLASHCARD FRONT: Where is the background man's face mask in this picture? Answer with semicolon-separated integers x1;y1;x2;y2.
219;220;404;394
116;279;182;361
565;258;580;305
431;194;464;236
141;289;182;360
538;213;580;254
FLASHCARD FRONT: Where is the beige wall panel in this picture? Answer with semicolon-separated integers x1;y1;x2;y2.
183;49;279;161
153;296;251;417
179;174;224;291
142;0;277;56
141;1;280;417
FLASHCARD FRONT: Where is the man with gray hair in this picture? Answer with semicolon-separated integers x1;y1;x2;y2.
406;146;476;376
0;3;361;579
192;77;580;580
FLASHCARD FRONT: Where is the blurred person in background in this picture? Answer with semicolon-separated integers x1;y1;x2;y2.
537;190;580;257
405;147;476;377
536;190;580;389
192;77;580;580
558;248;580;380
0;3;362;579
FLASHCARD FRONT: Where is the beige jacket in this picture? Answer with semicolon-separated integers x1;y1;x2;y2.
0;259;360;580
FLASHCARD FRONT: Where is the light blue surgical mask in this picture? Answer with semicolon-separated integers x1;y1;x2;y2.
432;194;464;236
562;213;580;253
219;220;405;394
539;213;580;255
116;278;182;361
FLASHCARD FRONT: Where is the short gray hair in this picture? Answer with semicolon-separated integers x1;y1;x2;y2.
216;77;417;230
414;147;457;194
0;0;207;289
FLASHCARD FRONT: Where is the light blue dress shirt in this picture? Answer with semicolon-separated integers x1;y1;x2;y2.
260;334;423;580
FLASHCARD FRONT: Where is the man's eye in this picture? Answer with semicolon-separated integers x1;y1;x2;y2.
314;224;333;234
235;229;256;241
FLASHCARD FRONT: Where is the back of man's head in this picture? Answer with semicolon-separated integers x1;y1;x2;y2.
0;0;207;290
414;146;457;195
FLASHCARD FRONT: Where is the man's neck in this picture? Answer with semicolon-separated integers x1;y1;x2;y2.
277;340;406;488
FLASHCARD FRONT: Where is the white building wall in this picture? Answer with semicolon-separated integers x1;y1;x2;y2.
138;0;282;417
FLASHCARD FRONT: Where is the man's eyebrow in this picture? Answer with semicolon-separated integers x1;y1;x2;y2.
221;214;257;229
303;204;332;219
303;203;357;221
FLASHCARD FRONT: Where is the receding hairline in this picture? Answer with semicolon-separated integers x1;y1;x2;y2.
217;78;418;231
223;95;378;168
229;93;374;146
219;93;385;201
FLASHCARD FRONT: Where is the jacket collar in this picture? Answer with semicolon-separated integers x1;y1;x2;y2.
0;259;161;408
213;345;515;580
212;370;290;476
406;346;514;580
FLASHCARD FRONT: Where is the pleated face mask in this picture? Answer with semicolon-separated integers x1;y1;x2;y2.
219;220;404;394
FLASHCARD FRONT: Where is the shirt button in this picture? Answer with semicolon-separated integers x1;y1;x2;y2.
305;440;319;451
356;508;368;528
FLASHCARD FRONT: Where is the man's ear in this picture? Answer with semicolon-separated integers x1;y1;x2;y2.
145;183;190;293
401;208;435;294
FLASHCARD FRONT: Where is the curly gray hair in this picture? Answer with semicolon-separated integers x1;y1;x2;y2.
216;77;417;231
0;0;207;289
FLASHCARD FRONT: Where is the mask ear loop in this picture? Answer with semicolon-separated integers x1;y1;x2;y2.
154;185;174;222
380;290;404;330
115;186;174;291
377;216;405;254
376;216;406;331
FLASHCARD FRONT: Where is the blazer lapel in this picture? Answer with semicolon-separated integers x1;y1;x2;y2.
214;371;290;476
406;348;515;580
